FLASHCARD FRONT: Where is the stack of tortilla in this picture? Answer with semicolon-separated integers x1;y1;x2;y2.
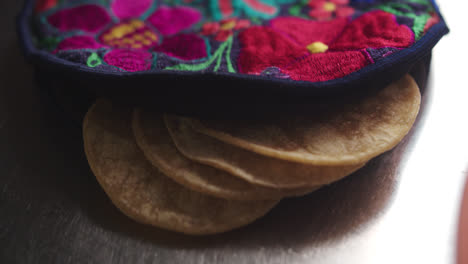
82;74;420;235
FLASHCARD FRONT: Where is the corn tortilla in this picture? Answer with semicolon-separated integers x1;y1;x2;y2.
132;109;319;200
83;100;278;235
188;74;421;166
165;115;365;189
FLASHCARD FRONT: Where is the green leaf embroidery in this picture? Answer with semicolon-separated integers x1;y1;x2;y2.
87;53;103;68
39;37;61;51
377;3;433;40
288;5;302;16
165;36;236;73
250;17;262;25
406;0;431;6
225;37;236;73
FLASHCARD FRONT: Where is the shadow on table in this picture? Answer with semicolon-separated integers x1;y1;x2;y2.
0;43;94;208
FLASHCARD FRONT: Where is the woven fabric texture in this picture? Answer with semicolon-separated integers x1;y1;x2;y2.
31;0;443;83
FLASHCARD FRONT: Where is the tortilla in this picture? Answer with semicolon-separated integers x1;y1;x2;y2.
83;100;278;235
132;109;319;200
188;74;421;166
165;115;365;189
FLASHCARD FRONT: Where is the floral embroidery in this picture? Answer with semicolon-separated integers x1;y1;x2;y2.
209;0;288;21
87;52;103;68
33;0;442;80
308;0;355;20
424;12;441;34
166;35;236;73
35;0;58;13
98;20;159;50
103;49;153;72
202;18;251;41
238;11;414;82
47;1;206;70
375;1;436;40
154;34;208;61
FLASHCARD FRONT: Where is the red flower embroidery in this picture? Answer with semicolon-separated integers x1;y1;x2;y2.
238;11;415;82
308;0;354;20
202;18;251;42
35;0;58;13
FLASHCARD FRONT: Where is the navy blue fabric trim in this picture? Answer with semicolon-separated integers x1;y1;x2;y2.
430;0;442;15
38;53;433;121
17;0;449;100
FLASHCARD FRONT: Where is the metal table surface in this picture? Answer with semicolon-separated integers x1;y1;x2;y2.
1;1;467;263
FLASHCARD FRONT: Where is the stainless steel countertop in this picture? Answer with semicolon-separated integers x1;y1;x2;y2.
0;1;466;263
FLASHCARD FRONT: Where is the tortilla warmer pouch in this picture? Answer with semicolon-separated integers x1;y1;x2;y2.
16;0;449;116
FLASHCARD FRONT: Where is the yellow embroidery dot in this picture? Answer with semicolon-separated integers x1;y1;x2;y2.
130;20;145;29
323;2;336;12
102;34;114;42
220;20;236;30
144;30;158;41
122;38;135;44
142;39;152;46
306;42;329;54
110;24;134;39
132;43;143;49
133;34;144;41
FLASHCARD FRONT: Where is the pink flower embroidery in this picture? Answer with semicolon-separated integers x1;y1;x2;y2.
48;0;207;72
